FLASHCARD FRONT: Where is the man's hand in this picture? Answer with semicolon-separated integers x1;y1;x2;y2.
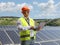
29;22;46;31
30;26;35;30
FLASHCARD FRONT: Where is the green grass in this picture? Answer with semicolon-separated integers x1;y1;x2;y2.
0;18;18;25
0;17;60;26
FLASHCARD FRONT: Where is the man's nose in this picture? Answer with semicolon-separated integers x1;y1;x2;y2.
26;11;28;14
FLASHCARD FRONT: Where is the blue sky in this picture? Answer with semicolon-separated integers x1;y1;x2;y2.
0;0;60;19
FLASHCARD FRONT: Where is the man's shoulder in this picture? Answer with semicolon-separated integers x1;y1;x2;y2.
29;18;34;21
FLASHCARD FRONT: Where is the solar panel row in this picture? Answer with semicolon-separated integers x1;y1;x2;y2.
0;26;60;45
6;30;20;44
35;29;60;45
0;31;12;44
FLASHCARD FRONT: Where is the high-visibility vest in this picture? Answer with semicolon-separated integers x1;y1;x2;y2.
19;17;36;41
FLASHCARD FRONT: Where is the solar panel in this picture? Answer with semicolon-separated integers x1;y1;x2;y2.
35;27;60;45
41;42;58;45
46;30;60;39
40;30;59;39
0;31;12;44
56;41;60;44
0;26;60;45
6;30;20;44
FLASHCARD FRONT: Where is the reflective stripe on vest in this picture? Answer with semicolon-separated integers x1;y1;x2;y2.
19;17;36;41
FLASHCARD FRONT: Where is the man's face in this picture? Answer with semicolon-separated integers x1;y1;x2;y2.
22;10;29;17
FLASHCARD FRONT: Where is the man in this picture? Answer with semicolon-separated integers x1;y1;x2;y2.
17;6;45;45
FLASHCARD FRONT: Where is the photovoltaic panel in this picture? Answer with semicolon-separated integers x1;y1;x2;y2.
56;41;60;44
6;30;20;44
0;26;60;45
0;31;12;44
41;42;58;45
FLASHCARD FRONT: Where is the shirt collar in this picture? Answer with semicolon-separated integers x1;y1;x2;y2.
24;17;30;20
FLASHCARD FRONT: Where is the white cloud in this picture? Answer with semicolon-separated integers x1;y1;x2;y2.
55;2;60;10
19;3;33;11
33;0;55;12
33;2;38;5
0;2;33;12
33;0;60;19
38;0;55;12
